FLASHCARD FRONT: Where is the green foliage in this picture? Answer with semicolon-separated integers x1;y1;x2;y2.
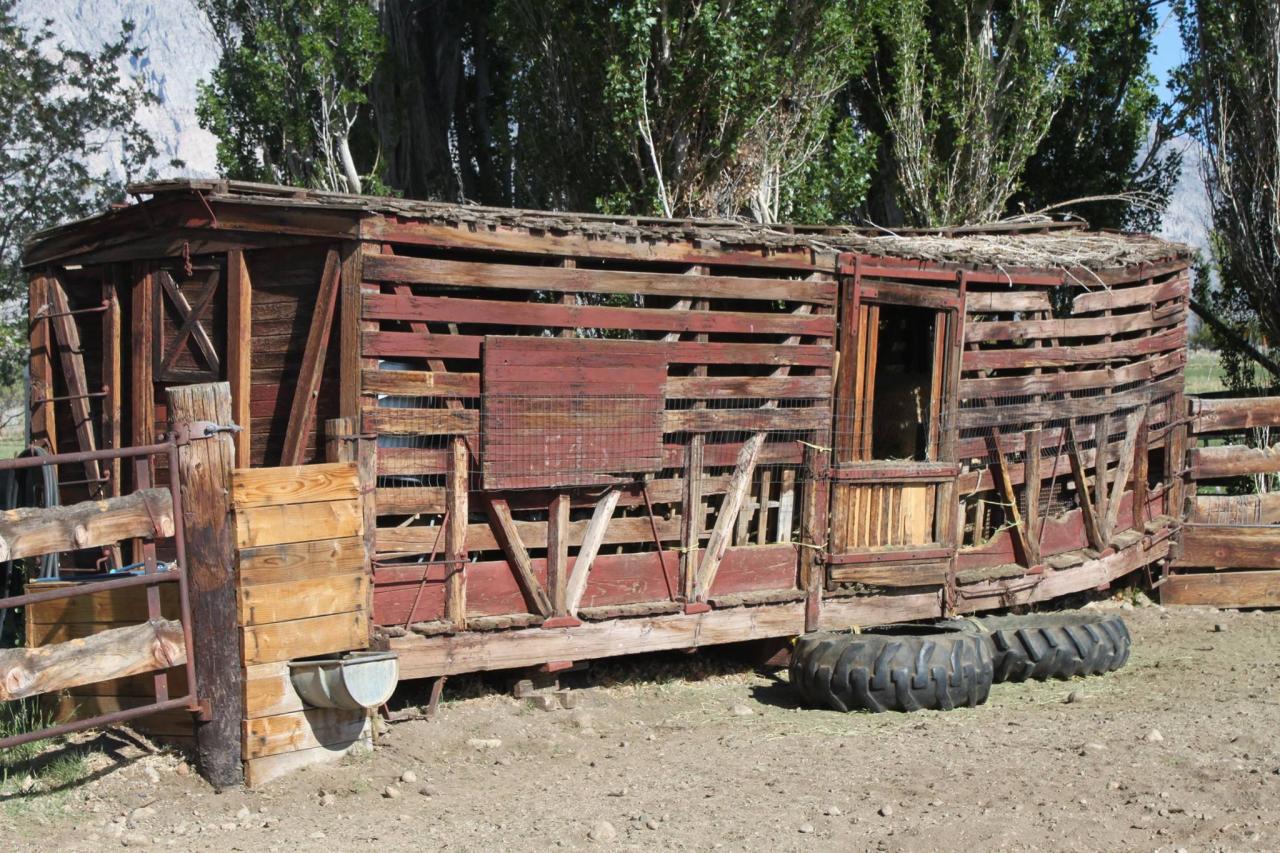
0;0;165;386
1013;0;1180;231
196;0;384;192
499;0;877;221
1174;0;1280;393
857;0;1149;227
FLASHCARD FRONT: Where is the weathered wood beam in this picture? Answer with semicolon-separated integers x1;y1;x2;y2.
1065;425;1106;552
1174;524;1280;569
102;269;123;496
338;242;365;420
156;269;221;376
565;489;622;617
486;497;551;617
1190;443;1280;479
129;262;155;489
1190;395;1280;434
989;433;1035;567
227;249;253;468
444;437;468;631
547;493;570;616
47;275;104;494
28;272;56;451
1023;428;1042;556
0;488;173;562
695;433;765;599
168;381;240;789
680;435;705;601
281;246;341;466
0;619;185;702
1103;413;1142;541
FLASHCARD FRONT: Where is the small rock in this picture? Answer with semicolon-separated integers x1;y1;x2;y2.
400;770;418;784
219;822;238;832
1145;729;1165;743
572;711;594;729
798;822;815;834
1065;690;1083;704
1214;623;1227;633
645;818;659;830
143;766;161;784
122;833;153;848
319;792;336;807
879;805;894;818
730;704;754;717
467;738;502;750
588;820;617;842
309;831;326;840
174;763;190;777
530;695;559;712
419;784;438;797
383;786;401;799
235;806;251;821
129;806;156;824
824;805;843;816
1120;602;1134;611
558;691;580;710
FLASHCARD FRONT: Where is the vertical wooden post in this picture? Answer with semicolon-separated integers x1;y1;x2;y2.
282;247;341;466
130;263;155;479
227;249;253;468
168;382;241;789
445;437;469;630
680;435;705;600
28;272;56;452
547;492;570;616
326;416;377;642
102;269;123;496
338;242;365;421
1133;414;1150;528
1023;428;1042;565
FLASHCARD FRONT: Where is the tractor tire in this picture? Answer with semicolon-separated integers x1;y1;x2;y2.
953;612;1131;683
789;625;994;713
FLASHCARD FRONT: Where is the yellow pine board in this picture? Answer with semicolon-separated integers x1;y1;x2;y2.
232;463;359;509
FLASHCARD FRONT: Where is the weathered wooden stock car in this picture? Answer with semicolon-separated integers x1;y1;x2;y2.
24;180;1193;689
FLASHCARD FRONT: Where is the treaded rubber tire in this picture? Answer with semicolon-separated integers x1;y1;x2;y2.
954;612;1131;683
790;625;994;713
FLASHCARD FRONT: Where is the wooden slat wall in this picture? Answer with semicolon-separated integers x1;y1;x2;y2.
231;462;373;787
360;246;834;628
1166;393;1280;608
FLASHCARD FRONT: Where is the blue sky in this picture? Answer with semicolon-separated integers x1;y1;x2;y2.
1149;6;1185;103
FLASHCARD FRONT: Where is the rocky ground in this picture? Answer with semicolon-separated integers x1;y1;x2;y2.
3;599;1278;852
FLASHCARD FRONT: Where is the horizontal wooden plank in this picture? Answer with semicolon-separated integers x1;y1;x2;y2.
1191;493;1280;525
243;707;371;759
364;292;835;337
363;408;478;435
239;536;367;587
363;331;832;367
1161;570;1280;608
243;736;371;787
361;369;480;398
1189;444;1280;480
235;499;363;549
1190;395;1280;434
377;515;684;556
662;406;830;433
241;610;368;665
965;305;1182;343
232;463;358;509
244;662;305;719
964;290;1053;313
361;254;835;303
238;573;368;626
859;280;962;310
959;350;1184;398
962;327;1185;371
1174;524;1280;569
664;375;831;400
375;486;447;515
827;561;950;587
957;374;1181;430
0;488;174;562
26;583;180;624
1071;275;1187;313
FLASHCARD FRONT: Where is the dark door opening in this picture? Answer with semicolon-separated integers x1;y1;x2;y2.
870;304;940;461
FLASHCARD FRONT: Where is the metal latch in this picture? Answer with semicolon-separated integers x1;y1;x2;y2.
173;420;243;445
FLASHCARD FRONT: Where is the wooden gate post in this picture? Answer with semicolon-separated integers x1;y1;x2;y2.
168;382;242;789
326;417;376;640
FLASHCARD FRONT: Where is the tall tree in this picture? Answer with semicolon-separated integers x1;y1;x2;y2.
856;0;1097;227
0;1;164;385
1175;0;1280;389
1014;1;1180;232
196;0;384;193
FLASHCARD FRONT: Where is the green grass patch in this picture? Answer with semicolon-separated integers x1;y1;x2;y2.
1185;349;1226;394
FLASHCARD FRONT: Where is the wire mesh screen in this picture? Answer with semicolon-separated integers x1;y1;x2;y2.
831;400;949;462
482;394;664;490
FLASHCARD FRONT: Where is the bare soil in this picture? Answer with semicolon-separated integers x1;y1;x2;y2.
5;601;1280;852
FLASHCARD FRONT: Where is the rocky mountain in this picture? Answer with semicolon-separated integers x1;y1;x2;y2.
15;0;219;180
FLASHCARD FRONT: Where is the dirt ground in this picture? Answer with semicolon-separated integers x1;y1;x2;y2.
4;599;1279;852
